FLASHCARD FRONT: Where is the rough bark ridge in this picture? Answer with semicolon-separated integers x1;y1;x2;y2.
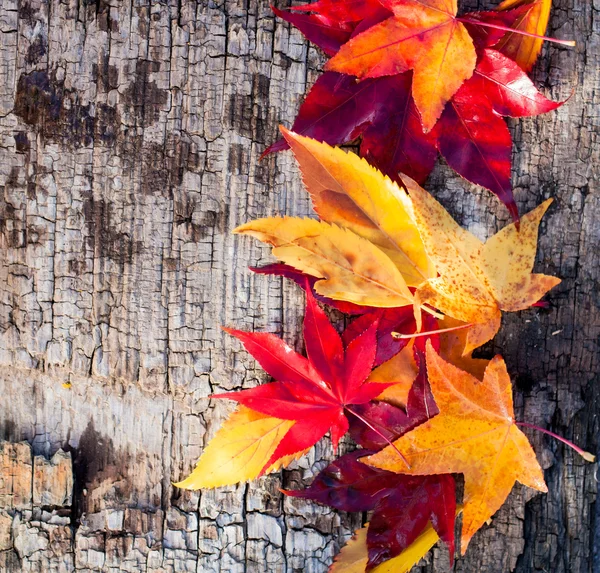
0;0;597;571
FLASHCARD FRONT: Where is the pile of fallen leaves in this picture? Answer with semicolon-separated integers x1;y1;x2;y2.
176;1;593;571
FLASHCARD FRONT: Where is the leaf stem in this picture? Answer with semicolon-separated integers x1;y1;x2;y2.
458;17;576;47
345;407;412;469
516;421;596;462
392;323;473;339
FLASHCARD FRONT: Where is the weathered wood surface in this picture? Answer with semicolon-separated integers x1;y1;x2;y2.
0;0;598;571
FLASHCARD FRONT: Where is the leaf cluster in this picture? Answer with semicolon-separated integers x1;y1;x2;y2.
265;0;564;221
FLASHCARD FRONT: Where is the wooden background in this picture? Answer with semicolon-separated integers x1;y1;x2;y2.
0;0;598;571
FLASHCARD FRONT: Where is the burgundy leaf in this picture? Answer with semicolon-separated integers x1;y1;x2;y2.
360;72;438;184
434;80;516;221
366;474;456;569
284;449;401;512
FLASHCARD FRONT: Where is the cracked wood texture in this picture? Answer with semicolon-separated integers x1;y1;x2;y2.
0;0;597;571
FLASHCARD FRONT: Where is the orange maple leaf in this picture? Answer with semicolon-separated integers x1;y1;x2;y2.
327;0;477;131
405;175;561;353
365;341;547;552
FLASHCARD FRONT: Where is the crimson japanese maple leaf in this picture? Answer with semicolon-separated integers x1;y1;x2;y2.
214;281;392;469
285;358;455;570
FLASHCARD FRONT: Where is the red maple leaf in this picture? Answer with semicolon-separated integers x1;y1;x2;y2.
214;281;393;469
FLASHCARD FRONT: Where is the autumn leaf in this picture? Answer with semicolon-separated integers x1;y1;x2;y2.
366;341;547;552
327;0;477;131
331;523;443;573
280;128;436;286
175;406;295;489
212;284;394;470
496;0;552;71
236;217;414;308
406;177;561;352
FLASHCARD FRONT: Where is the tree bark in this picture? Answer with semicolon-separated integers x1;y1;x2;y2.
0;0;597;571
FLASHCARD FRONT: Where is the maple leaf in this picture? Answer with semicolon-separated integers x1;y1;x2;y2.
432;48;562;219
213;284;393;468
406;177;561;352
366;341;548;552
236;216;414;308
496;0;552;71
238;134;443;311
327;0;478;131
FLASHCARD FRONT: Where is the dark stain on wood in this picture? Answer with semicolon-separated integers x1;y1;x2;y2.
14;70;95;148
70;421;129;524
121;60;168;127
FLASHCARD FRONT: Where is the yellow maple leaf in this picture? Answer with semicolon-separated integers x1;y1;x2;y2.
235;217;414;308
280;128;435;286
405;176;560;353
366;341;547;552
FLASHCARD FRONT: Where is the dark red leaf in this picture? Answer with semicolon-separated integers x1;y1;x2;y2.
284;449;401;512
284;450;456;568
366;474;456;569
433;80;516;221
360;72;437;184
264;72;436;185
262;72;384;156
